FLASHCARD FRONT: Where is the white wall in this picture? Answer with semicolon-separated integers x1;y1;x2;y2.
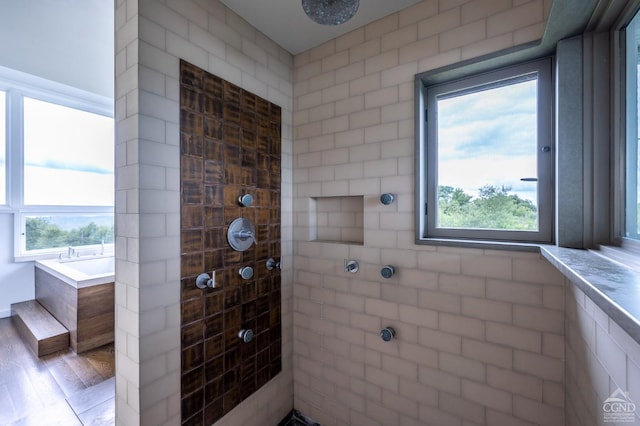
0;0;114;318
0;0;114;97
0;214;33;317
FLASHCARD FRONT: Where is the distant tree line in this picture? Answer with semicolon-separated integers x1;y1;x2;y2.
26;217;114;250
438;184;537;230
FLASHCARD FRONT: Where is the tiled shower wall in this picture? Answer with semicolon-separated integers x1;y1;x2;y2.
291;0;566;424
179;60;283;424
565;280;640;426
114;0;640;424
114;0;293;424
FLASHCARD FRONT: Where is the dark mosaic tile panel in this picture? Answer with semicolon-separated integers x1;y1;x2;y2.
181;229;203;254
181;297;204;325
203;74;223;98
204;352;224;382
182;366;204;396
181;277;202;302
182;343;204;373
182;321;204;348
181;205;204;228
204;117;223;139
204;399;224;425
180;59;281;424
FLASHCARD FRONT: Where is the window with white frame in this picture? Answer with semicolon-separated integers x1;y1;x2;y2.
1;69;114;258
625;10;640;242
0;90;5;206
417;58;554;244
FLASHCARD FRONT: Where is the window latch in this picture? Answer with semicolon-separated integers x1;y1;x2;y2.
520;177;538;182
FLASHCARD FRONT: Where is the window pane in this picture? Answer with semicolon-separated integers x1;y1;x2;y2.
0;91;5;204
23;98;114;206
626;11;640;240
25;213;114;251
436;78;539;231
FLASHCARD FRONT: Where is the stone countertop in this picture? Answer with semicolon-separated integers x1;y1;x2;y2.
540;245;640;344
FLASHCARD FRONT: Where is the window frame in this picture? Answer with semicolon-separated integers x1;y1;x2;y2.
416;57;555;245
0;66;114;260
622;8;640;243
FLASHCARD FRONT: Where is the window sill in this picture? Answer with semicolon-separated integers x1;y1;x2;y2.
415;237;542;252
540;245;640;345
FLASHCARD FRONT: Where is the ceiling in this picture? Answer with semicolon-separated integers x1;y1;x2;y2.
219;0;422;54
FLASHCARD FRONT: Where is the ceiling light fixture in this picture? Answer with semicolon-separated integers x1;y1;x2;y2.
301;0;360;26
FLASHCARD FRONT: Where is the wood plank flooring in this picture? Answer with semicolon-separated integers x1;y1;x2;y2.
0;317;115;425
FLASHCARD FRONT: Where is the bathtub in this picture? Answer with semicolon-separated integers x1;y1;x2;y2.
35;256;115;288
35;256;115;353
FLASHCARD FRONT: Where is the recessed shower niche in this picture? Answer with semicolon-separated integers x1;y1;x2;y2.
179;60;282;424
311;196;364;245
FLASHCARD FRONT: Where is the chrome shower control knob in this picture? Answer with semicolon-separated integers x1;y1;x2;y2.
195;272;216;289
238;329;254;343
380;327;396;342
239;266;254;280
381;265;395;279
380;193;395;205
238;194;253;207
227;217;256;251
345;260;359;273
266;258;281;270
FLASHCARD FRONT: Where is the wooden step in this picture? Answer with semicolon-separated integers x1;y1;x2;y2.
11;300;69;357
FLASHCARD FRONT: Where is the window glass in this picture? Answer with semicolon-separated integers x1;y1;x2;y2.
24;213;114;251
421;58;553;243
626;11;640;241
436;78;539;231
23;97;114;206
0;91;5;205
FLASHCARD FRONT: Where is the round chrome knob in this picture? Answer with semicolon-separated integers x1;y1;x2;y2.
195;273;216;289
380;327;396;342
266;258;281;270
381;265;395;279
227;217;256;252
239;266;254;280
238;194;253;207
238;329;254;343
345;260;359;273
380;193;395;205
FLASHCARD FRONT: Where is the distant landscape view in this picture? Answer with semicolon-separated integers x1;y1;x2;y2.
26;215;114;251
438;184;538;231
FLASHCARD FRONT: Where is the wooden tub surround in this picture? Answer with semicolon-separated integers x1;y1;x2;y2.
11;300;69;356
35;268;114;353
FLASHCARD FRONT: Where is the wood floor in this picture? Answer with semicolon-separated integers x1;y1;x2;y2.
0;317;115;425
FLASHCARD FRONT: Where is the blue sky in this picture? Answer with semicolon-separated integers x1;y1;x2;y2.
437;79;539;203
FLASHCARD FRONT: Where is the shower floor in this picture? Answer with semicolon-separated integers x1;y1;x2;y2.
0;317;115;425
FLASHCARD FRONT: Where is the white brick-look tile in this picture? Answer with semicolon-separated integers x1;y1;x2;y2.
84;0;606;424
116;0;294;425
565;280;640;426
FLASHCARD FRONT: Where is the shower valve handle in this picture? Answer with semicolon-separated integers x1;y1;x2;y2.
195;272;216;289
266;258;281;270
228;218;256;251
233;229;254;241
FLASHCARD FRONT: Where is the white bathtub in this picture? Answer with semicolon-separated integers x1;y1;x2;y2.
35;256;115;288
